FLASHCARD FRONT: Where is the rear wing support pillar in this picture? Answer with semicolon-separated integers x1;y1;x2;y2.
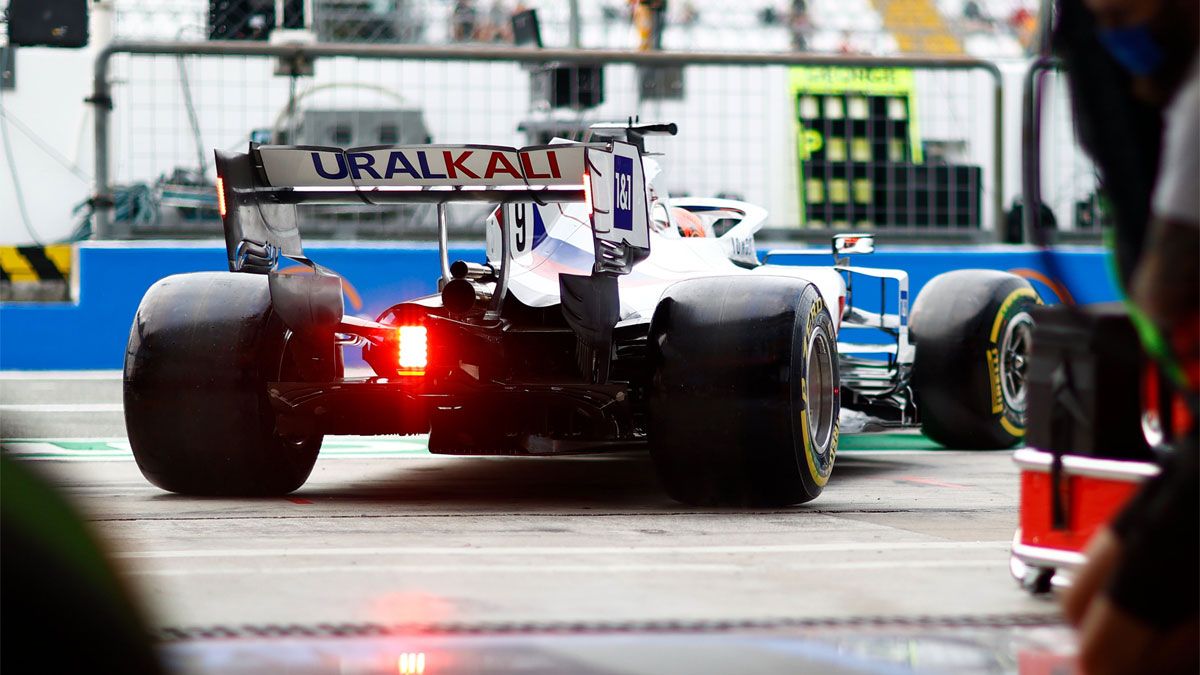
485;202;512;322
436;202;453;289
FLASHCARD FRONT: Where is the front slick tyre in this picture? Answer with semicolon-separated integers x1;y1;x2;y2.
911;269;1041;449
649;277;839;507
124;272;333;496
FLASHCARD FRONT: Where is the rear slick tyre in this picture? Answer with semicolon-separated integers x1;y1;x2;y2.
910;269;1041;449
648;277;839;507
124;272;336;496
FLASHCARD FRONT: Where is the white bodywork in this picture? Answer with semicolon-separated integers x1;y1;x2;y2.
487;189;847;329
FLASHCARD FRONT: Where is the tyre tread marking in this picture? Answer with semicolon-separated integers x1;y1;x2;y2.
799;302;834;488
989;288;1040;343
799;410;829;487
1000;416;1025;437
986;348;1003;414
987;288;1040;436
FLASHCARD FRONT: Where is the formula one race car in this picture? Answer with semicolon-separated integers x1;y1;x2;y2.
124;123;1040;505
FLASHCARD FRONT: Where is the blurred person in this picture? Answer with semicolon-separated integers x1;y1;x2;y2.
962;0;993;32
452;0;479;41
964;0;984;21
679;1;700;28
837;30;856;54
602;3;626;23
475;0;513;42
1053;0;1199;673
790;0;812;50
1010;6;1038;48
632;0;668;51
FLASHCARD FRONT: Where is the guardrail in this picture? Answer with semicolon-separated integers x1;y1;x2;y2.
90;41;1006;241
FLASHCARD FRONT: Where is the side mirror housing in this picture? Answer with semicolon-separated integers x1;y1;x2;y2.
832;233;875;257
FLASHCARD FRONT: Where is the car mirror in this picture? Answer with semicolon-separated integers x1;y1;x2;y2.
832;234;875;256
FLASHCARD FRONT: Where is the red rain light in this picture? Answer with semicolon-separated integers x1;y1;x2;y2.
396;325;427;376
215;176;227;218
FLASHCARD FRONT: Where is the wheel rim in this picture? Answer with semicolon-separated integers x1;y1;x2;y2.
805;327;836;453
999;312;1033;413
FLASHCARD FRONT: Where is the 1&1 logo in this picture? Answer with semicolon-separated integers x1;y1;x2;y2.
613;155;634;231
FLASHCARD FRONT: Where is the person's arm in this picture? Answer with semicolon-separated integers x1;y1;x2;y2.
1131;56;1200;338
1129;217;1199;334
1129;56;1199;389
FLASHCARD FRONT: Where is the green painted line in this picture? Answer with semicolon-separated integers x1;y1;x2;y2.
839;433;945;452
840;432;1024;452
46;441;124;451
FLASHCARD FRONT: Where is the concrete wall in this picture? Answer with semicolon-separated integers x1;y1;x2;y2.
0;242;1118;370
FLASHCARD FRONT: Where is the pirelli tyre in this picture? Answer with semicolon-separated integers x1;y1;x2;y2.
648;277;839;506
910;270;1041;449
124;272;340;496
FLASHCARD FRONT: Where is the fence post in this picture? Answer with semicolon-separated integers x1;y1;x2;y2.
1021;57;1056;244
90;45;115;239
993;69;1005;241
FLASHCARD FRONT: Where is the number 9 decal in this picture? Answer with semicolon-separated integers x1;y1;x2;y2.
510;203;528;253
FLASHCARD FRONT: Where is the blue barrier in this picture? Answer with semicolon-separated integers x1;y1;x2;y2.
0;242;1118;370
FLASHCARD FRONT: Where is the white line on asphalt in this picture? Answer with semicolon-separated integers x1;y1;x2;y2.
2;439;440;462
122;559;1004;577
113;540;1010;559
0;403;124;413
0;368;377;380
17;456;135;463
0;370;123;380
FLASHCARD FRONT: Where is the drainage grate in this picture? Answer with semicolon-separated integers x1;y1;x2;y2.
157;612;1064;642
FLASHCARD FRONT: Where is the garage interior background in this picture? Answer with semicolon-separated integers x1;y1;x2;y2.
2;0;1109;369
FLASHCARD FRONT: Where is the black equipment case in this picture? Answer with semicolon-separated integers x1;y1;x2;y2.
1025;302;1153;461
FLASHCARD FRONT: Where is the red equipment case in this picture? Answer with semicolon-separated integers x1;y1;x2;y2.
1010;448;1158;592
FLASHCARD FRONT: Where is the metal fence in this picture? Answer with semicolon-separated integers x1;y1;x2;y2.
1022;58;1106;241
109;0;894;54
91;41;1006;240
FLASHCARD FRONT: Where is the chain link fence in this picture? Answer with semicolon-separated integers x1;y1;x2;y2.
113;1;806;52
107;0;1044;57
92;43;1004;240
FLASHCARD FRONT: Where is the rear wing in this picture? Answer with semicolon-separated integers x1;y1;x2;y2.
214;141;649;273
213;141;652;346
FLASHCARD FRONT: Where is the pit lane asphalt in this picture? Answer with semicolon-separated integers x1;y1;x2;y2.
1;371;1058;633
